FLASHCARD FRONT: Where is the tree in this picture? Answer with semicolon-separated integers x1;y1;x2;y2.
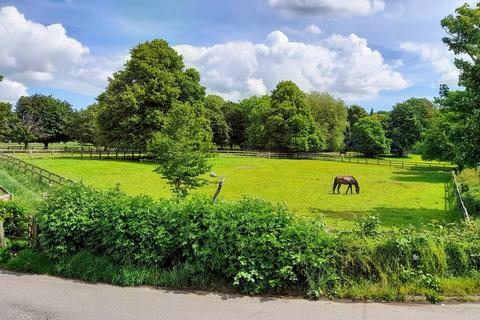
98;39;205;150
15;94;73;149
421;111;455;162
389;98;434;156
370;112;390;131
264;81;325;152
351;117;390;158
204;95;229;148
241;96;271;149
147;102;214;198
437;3;480;167
66;104;100;145
0;75;3;82
0;102;16;142
345;105;368;149
223;101;246;149
306;92;347;151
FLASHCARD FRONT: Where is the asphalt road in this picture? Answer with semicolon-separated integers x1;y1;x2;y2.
1;269;480;320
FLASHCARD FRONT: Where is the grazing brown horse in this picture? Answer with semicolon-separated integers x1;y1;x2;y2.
333;176;360;194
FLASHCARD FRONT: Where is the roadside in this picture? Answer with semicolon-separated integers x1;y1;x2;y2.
1;269;479;320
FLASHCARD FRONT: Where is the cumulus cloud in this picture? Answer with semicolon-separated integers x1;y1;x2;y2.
0;6;124;102
175;31;408;101
268;0;385;17
0;77;28;103
400;42;459;86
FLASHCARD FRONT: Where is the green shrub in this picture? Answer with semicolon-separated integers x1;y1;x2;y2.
463;186;480;216
36;183;480;299
0;201;29;238
355;215;380;237
6;249;52;273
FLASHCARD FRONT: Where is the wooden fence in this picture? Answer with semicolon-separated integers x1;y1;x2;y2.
0;153;73;185
0;188;38;247
448;171;470;221
218;150;456;171
0;148;456;172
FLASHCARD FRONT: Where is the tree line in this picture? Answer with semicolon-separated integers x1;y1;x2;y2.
1;2;479;171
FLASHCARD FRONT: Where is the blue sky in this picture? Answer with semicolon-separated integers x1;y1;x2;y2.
0;0;473;110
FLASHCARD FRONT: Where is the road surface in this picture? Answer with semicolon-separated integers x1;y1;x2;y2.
1;269;479;320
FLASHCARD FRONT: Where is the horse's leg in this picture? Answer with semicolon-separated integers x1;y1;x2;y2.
350;184;353;194
337;183;341;194
333;180;337;194
346;185;352;194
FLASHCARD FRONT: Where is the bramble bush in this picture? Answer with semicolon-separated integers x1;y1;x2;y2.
0;201;28;238
37;183;480;298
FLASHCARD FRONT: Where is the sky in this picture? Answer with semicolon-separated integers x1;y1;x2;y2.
0;0;475;111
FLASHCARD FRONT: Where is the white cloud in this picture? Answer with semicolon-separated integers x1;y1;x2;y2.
400;42;459;85
0;77;28;103
0;6;125;102
305;24;322;35
175;31;408;101
268;0;385;17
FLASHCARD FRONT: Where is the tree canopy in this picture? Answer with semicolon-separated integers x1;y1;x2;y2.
306;92;347;151
147;102;214;197
432;3;480;168
204;95;230;148
389;98;434;156
0;102;16;142
97;39;206;150
265;81;325;152
351;117;390;158
66;104;100;145
15;94;73;148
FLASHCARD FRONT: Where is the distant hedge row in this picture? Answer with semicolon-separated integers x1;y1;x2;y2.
38;183;480;299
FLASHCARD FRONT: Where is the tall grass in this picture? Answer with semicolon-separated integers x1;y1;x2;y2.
0;166;49;211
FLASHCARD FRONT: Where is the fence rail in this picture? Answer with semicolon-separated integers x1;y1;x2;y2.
0;153;73;185
0;148;456;171
218;150;456;171
450;171;470;221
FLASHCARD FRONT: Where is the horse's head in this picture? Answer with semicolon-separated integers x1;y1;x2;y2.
353;177;360;194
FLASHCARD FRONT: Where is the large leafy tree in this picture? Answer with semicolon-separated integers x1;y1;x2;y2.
421;110;455;162
97;39;205;150
345;105;368;149
15;94;73;149
0;102;17;142
204;95;230;148
306;92;347;151
241;96;271;149
351;117;390;158
147;102;214;198
223;101;246;149
265;81;325;152
389;98;434;156
66;104;100;145
435;3;480;168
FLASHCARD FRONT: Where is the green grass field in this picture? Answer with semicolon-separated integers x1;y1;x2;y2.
18;154;456;229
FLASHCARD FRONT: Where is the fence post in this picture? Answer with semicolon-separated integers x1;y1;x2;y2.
29;215;38;247
0;221;5;248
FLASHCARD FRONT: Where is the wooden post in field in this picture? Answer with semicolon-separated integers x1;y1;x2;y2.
29;215;38;247
0;221;5;248
212;176;225;204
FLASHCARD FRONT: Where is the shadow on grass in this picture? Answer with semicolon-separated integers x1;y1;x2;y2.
392;170;449;184
311;206;458;229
